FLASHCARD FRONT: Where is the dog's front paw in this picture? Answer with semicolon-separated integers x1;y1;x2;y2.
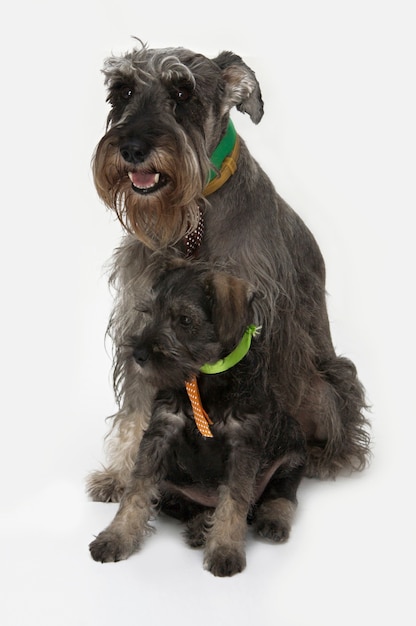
204;547;246;577
86;470;125;503
89;530;138;563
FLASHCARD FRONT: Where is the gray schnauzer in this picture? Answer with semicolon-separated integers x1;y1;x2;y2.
89;260;306;576
87;42;370;511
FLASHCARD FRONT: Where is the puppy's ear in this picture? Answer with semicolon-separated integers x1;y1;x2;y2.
205;272;255;348
212;51;264;124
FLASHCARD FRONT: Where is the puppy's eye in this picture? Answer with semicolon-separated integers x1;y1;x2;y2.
179;315;193;327
120;86;133;100
175;88;190;102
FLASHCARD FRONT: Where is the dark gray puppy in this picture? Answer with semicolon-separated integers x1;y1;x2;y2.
90;261;306;576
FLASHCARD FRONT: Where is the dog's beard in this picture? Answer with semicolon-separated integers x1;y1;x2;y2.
92;131;207;249
133;350;210;388
130;335;223;389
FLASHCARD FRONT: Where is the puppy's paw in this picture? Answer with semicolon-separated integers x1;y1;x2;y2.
89;530;138;563
184;512;211;548
254;497;295;543
204;547;246;577
255;518;291;543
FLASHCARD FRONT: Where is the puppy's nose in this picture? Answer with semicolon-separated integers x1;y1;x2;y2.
133;346;149;365
120;140;149;164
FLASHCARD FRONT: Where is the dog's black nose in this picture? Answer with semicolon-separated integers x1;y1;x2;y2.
120;140;149;164
133;346;149;365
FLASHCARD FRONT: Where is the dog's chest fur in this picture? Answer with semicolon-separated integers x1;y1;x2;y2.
153;372;290;506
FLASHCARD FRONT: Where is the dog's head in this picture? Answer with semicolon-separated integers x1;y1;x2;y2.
128;261;255;387
92;41;263;248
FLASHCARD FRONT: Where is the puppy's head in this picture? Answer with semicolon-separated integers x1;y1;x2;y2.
129;262;255;387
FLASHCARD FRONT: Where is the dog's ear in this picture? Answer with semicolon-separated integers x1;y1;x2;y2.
150;254;190;275
212;51;264;124
205;272;255;348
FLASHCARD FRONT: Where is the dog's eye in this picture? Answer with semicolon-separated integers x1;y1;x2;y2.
171;82;193;103
111;83;134;100
179;315;193;327
120;86;134;100
175;89;190;102
107;84;134;109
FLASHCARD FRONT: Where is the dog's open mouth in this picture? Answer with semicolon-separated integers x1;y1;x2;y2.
128;170;169;195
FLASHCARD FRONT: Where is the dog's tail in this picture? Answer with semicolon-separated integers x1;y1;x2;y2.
304;356;372;479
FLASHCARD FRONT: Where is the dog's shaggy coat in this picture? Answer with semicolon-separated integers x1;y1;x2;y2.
87;43;370;512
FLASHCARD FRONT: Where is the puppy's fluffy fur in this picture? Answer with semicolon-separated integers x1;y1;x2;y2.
89;261;306;576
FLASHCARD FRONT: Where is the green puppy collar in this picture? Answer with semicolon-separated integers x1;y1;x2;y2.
200;324;260;375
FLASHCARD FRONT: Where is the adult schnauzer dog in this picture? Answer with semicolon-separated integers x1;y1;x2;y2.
87;42;370;524
89;261;306;576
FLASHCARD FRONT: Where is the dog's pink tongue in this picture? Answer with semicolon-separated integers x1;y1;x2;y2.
129;171;159;189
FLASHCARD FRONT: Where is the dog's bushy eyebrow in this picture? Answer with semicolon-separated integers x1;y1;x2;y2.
102;50;198;91
152;55;196;86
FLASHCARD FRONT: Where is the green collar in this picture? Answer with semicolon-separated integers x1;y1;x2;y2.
207;119;237;184
200;325;260;375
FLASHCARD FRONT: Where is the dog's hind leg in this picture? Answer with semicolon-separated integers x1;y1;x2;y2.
184;509;214;548
253;414;306;542
156;489;214;547
303;356;371;479
254;462;304;543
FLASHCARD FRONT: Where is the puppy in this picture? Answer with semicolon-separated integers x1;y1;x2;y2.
89;260;306;576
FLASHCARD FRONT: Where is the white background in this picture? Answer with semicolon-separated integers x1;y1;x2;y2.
1;1;415;624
